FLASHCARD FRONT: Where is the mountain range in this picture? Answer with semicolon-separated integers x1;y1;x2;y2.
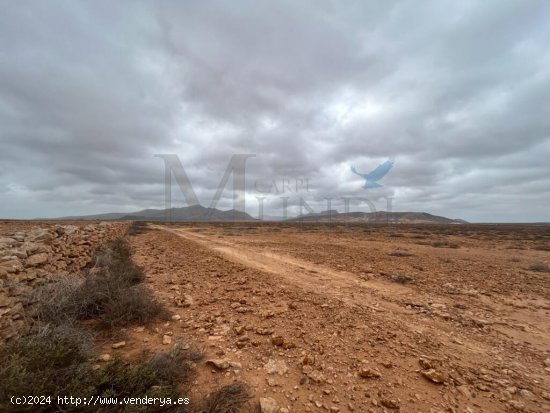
57;206;466;224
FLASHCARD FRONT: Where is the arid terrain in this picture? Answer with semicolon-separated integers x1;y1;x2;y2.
1;221;549;412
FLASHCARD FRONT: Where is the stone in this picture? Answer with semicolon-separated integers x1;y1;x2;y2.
307;370;327;384
25;253;50;267
271;335;284;346
0;237;17;247
544;358;550;368
22;242;49;255
419;358;434;370
10;248;28;259
28;228;52;242
519;389;535;400
302;354;315;365
171;314;181;321
206;359;241;370
176;294;194;307
0;259;23;273
111;341;126;349
380;398;400;409
0;294;13;308
55;225;66;236
358;367;382;379
421;369;445;384
264;359;289;376
259;397;279;413
456;385;472;398
162;334;172;345
97;354;111;362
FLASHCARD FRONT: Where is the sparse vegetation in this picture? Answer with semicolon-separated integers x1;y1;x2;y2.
0;326;196;412
390;274;414;284
128;221;150;236
528;263;549;272
199;382;251;413
389;250;415;257
34;238;164;328
432;240;460;249
2;233;255;413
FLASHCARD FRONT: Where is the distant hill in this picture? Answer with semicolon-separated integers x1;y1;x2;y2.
58;205;256;222
287;210;467;224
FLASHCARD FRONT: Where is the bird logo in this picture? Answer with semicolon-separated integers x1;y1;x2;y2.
351;159;394;189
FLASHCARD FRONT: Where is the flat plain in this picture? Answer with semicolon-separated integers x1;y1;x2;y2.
136;223;550;412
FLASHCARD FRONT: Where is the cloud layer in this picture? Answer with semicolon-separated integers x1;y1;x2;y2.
1;0;549;221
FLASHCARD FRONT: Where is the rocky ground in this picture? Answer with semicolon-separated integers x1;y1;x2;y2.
0;221;129;340
1;221;549;412
122;222;548;413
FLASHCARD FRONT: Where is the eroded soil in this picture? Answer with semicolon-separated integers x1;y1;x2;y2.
117;223;550;412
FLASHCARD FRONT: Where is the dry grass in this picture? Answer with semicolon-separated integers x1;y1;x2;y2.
390;274;414;284
3;235;252;413
199;382;252;413
528;263;549;272
34;238;164;328
128;221;150;236
389;250;415;257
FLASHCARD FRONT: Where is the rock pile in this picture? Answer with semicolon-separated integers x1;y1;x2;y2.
0;222;130;340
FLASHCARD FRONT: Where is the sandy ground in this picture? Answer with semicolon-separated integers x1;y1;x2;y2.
111;222;548;413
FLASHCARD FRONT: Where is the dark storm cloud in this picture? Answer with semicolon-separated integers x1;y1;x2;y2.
0;0;549;221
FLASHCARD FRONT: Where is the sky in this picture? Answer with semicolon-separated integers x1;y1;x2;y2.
1;0;549;222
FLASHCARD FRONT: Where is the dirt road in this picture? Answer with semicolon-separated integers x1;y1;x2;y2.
124;223;549;412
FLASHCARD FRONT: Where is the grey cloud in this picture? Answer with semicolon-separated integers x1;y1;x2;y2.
0;0;549;221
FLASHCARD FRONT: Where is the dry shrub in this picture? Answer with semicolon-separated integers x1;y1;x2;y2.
199;382;251;413
432;241;460;249
528;263;549;272
0;327;193;413
389;250;414;257
127;221;150;236
391;274;414;284
0;325;94;409
35;237;163;328
100;284;165;327
148;341;202;387
94;238;145;284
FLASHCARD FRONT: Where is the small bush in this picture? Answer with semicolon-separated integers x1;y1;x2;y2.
35;237;162;328
199;382;251;413
391;274;414;284
148;341;201;386
528;263;549;272
389;250;414;257
0;327;193;413
0;325;94;407
101;285;165;327
128;221;150;236
432;241;460;249
32;276;85;325
94;238;145;284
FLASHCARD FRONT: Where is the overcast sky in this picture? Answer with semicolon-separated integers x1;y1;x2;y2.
1;1;549;222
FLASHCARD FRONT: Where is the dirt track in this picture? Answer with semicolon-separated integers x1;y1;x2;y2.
123;223;550;412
